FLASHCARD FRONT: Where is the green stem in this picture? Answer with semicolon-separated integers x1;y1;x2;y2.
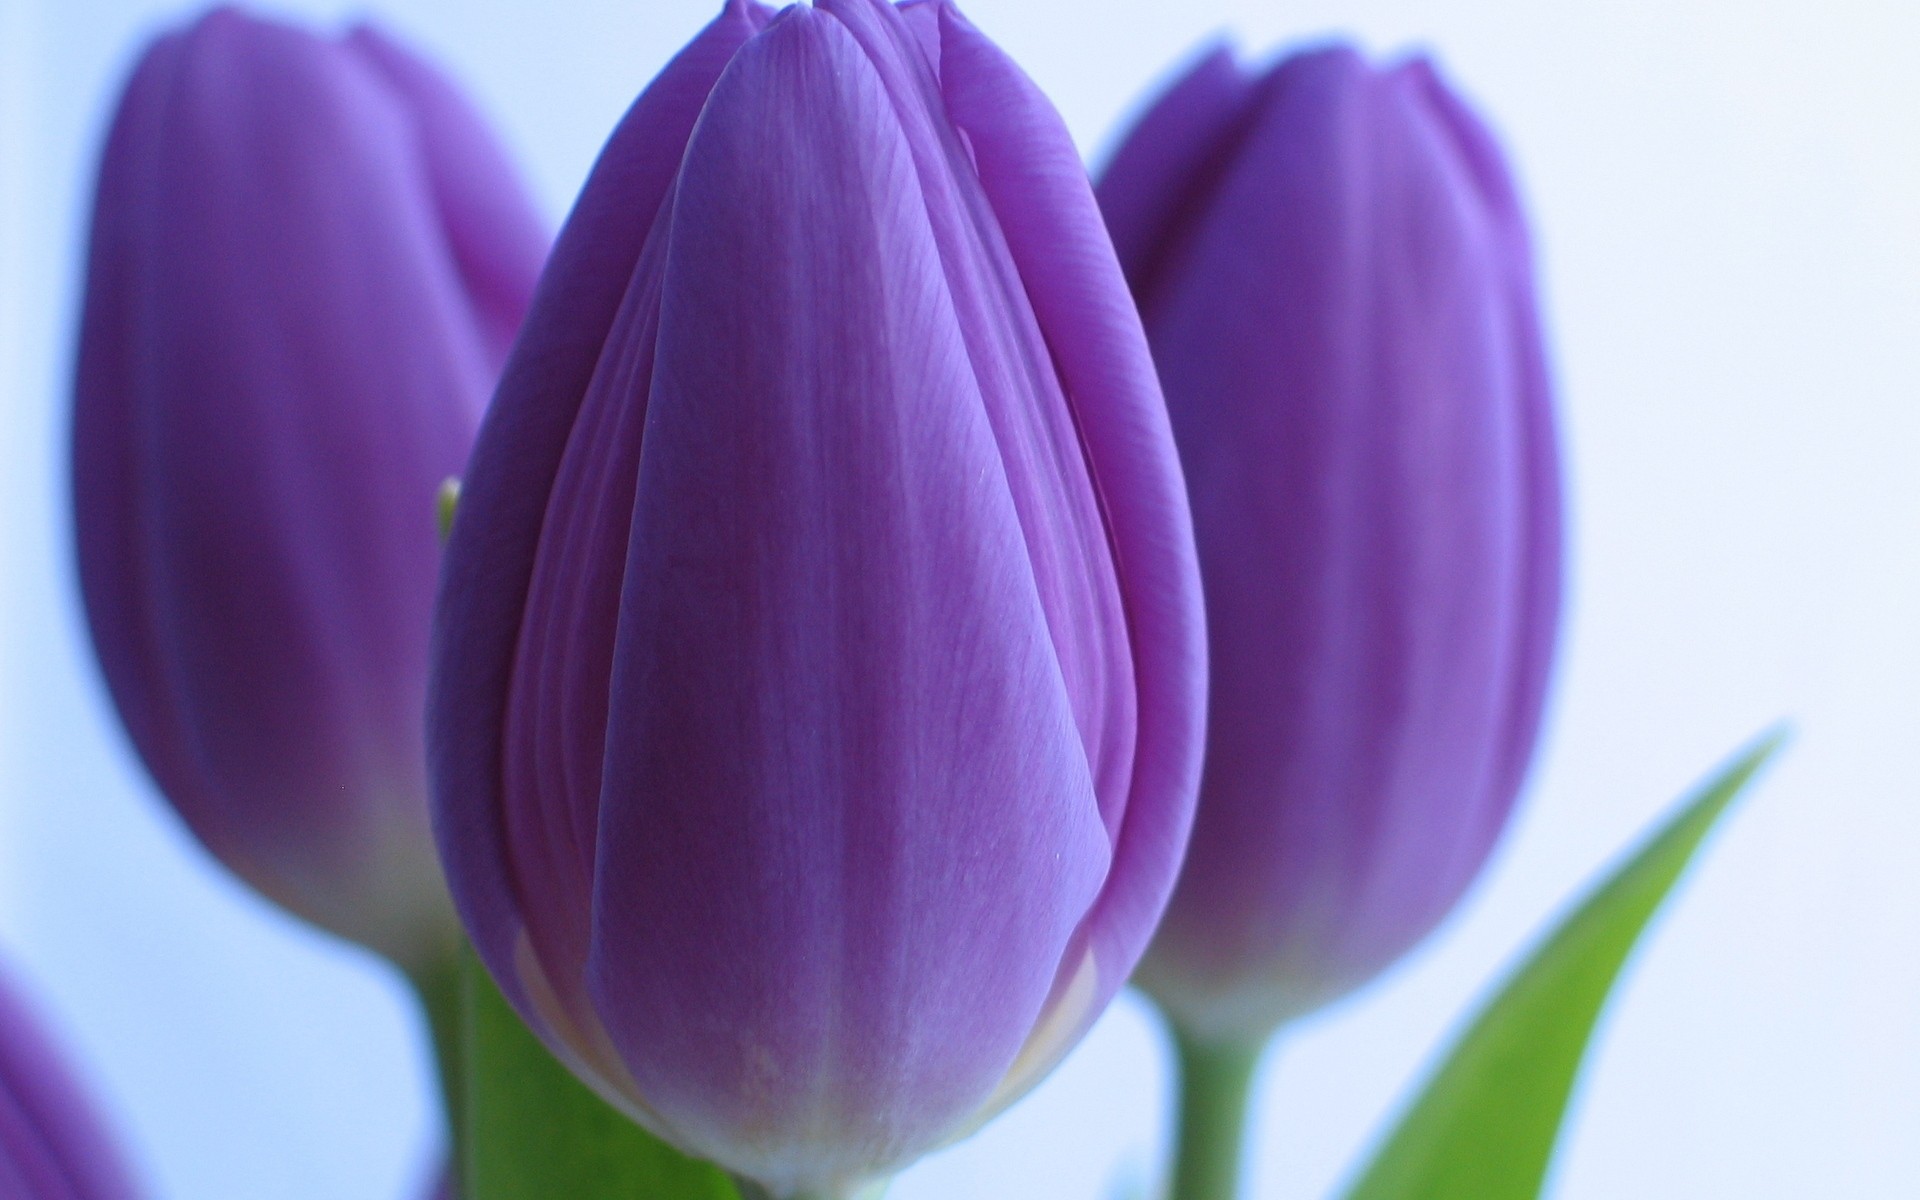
1168;1026;1264;1200
408;949;469;1190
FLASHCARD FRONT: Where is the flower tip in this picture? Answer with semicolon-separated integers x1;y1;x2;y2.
1194;32;1243;67
717;0;781;34
196;3;247;27
340;20;386;51
1389;50;1447;91
185;3;275;45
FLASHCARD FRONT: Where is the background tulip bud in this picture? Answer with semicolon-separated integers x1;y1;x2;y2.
0;956;144;1199
72;7;548;971
1098;44;1562;1044
429;0;1206;1192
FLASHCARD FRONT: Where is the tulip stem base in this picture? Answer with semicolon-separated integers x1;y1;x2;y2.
1168;1026;1264;1200
408;947;469;1190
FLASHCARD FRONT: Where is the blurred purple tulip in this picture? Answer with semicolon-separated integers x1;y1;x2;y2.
0;957;143;1199
1098;44;1562;1043
72;7;548;971
429;0;1205;1190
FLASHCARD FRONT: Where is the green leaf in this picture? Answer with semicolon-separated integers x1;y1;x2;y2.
1342;730;1786;1200
463;948;741;1200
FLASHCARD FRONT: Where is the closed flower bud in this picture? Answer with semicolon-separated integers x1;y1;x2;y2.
428;0;1206;1192
1098;45;1562;1043
72;7;548;970
0;957;143;1199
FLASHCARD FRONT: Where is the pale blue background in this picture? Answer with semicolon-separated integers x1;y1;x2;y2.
2;0;1916;1196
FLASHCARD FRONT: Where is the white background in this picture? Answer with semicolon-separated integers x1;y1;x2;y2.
2;0;1916;1196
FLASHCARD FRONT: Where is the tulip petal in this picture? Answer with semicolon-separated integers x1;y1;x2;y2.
1404;59;1564;849
72;28;199;914
583;9;1110;1188
1095;44;1259;299
498;201;672;1034
935;0;1209;1019
430;0;762;1015
825;0;1138;850
343;25;551;367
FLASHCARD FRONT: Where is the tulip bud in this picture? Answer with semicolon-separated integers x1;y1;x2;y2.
72;7;548;971
0;957;143;1198
428;0;1206;1192
1097;45;1562;1043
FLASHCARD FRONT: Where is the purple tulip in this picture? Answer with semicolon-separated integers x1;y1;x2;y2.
1098;45;1561;1043
0;958;143;1199
72;7;548;970
428;0;1205;1191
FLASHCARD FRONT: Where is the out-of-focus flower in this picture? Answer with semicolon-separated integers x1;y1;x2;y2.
0;957;144;1199
428;0;1205;1192
1098;44;1562;1044
72;7;547;971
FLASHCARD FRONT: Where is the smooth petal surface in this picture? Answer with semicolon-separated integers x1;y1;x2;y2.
73;8;545;966
1103;47;1561;1041
0;961;143;1200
